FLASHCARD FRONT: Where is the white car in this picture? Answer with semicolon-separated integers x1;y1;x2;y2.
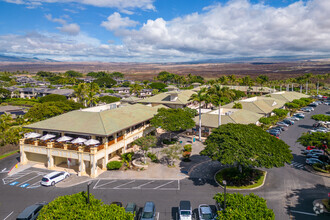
198;204;216;220
41;171;70;186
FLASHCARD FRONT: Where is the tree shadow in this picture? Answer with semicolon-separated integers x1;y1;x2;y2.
291;153;308;166
298;124;314;129
286;184;330;219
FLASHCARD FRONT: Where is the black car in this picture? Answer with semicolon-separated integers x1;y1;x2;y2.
16;202;47;220
111;202;123;207
268;130;280;137
273;126;287;131
125;202;138;219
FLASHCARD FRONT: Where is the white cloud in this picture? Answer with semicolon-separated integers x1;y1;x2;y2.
101;12;139;31
46;14;80;35
2;0;330;62
3;0;155;11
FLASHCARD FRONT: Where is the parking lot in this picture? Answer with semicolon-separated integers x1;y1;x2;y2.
2;168;52;189
93;179;180;190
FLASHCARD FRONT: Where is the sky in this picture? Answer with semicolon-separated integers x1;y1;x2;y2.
0;0;330;62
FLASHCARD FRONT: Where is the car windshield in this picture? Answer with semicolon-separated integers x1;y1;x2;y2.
202;213;213;219
41;178;49;182
142;211;153;218
180;211;191;216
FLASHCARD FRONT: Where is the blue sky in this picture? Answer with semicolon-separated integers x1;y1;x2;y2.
0;0;329;62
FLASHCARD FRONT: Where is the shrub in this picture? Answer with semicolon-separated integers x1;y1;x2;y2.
147;152;159;163
311;114;330;122
37;192;134;219
285;102;300;109
99;96;120;104
162;138;177;145
273;109;289;117
232;102;242;109
121;152;134;166
182;151;191;162
39;94;67;103
312;163;330;173
183;144;192;152
106;161;122;170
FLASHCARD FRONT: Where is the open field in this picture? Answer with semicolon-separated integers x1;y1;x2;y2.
1;61;330;80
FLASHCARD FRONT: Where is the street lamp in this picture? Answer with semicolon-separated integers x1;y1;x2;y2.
222;180;227;212
87;181;92;204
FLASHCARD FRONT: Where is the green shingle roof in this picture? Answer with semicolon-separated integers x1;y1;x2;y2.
138;90;196;105
24;104;158;136
269;91;309;102
194;109;262;128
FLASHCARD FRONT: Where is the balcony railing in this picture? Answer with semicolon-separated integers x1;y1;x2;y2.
117;135;124;142
97;145;104;151
108;139;115;146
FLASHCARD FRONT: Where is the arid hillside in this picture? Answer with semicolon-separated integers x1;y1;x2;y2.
1;61;330;80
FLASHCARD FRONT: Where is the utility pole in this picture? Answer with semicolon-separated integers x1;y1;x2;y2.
280;85;282;91
292;83;294;92
87;181;92;204
300;85;302;93
223;180;227;212
317;82;319;95
306;82;308;94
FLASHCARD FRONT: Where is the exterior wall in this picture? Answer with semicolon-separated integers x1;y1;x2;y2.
19;123;155;178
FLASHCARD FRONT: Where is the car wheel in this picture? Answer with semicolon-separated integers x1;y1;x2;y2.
66;175;69;179
51;181;55;186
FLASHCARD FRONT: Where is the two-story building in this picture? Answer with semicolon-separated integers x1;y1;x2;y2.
20;104;159;177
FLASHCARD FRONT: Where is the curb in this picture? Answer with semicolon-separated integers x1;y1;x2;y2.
0;151;19;161
213;168;267;191
305;165;330;178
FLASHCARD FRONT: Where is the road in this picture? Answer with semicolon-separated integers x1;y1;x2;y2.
0;104;329;219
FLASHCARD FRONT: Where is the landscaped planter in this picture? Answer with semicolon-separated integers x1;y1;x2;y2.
132;158;151;170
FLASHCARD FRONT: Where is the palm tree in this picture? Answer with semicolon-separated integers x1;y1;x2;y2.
74;83;87;104
86;82;100;107
207;85;235;127
129;83;143;96
189;88;208;141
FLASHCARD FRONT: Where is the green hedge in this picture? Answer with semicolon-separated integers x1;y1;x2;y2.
311;114;330;122
37;192;134;219
183;144;192;152
107;161;123;170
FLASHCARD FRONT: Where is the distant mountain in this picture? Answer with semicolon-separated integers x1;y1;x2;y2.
0;54;56;62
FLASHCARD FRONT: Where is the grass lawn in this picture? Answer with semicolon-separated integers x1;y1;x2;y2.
0;150;19;160
322;199;330;212
215;167;266;189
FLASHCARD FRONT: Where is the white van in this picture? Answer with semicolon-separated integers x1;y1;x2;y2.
40;171;69;186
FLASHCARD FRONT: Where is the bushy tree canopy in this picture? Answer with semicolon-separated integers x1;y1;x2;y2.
65;70;83;78
149;82;167;91
37;192;133;220
94;76;117;88
214;193;275;220
272;109;289;117
150;108;195;133
0;88;11;99
297;132;329;148
201;124;293;169
25;101;83;121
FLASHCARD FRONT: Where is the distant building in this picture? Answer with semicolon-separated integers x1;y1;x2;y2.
0;105;26;118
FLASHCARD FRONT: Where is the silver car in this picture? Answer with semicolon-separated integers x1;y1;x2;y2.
198;204;216;220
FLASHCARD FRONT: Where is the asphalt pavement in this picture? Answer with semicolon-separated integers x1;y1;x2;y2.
0;104;329;219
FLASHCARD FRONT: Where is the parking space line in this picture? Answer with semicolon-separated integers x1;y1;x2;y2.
2;171;33;184
290;210;317;216
132;180;154;189
93;180;118;189
27;181;41;189
3;211;13;220
153;181;174;189
17;173;43;186
113;180;135;189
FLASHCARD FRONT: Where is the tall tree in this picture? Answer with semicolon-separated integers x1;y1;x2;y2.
161;143;182;166
85;82;100;107
188;88;208;141
150;108;195;140
201;124;293;173
207;85;235;127
129;83;143;96
74;83;87;104
134;135;157;164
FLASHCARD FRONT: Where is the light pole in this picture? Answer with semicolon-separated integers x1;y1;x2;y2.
87;181;92;204
223;180;227;212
